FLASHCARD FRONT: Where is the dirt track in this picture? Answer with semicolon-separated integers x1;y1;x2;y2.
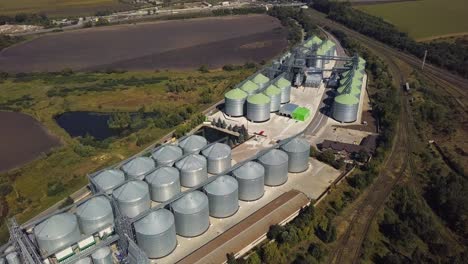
0;15;287;72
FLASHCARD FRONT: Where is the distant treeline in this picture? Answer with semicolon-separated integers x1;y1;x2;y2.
0;13;51;26
310;0;468;78
0;34;23;51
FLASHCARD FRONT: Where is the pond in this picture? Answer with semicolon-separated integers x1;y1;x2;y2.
55;111;119;140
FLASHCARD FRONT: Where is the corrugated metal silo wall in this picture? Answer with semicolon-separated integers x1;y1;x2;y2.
247;102;270;122
332;102;358;123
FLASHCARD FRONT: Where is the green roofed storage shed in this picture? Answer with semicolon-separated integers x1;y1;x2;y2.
292;107;311;121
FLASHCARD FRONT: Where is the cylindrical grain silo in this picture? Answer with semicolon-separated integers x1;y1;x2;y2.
76;196;114;235
74;258;92;264
178;135;208;154
201;143;231;174
91;246;113;264
171;191;210;237
134;209;177;259
246;94;271;122
274;77;291;103
251;73;270;89
5;253;20;264
113;180;151;218
332;94;359;123
34;213;81;255
151;145;183;167
240;80;259;95
232;161;265;201
224;89;248;117
93;169;125;194
175;154;208;188
121;157;155;180
204;175;239;218
263;85;281;112
257;149;289;186
145;166;180;202
281;137;310;173
0;258;4;264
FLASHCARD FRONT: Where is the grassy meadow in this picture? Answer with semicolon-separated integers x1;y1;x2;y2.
357;0;468;40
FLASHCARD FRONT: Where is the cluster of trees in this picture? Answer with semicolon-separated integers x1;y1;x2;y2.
311;0;468;78
0;13;51;26
0;34;23;51
310;147;345;170
212;7;266;16
210;118;249;146
0;95;35;111
172;113;206;139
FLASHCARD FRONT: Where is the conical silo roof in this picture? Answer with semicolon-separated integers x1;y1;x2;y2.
179;135;207;153
171;191;208;215
122;157;155;178
204;175;238;196
175;154;206;171
233;161;264;180
275;77;291;89
247;94;270;105
113;181;148;202
240;80;259;93
264;85;281;96
281;137;310;153
225;89;248;100
201;143;231;160
134;209;175;235
151;145;183;165
146;166;179;187
252;73;269;85
76;196;112;221
93;169;125;191
258;149;288;165
335;94;359;105
74;258;92;264
34;213;78;240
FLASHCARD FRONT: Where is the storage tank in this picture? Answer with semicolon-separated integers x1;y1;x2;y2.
274;77;291;103
246;94;271;122
34;213;81;255
5;253;20;264
93;169;125;194
239;80;259;96
74;258;92;264
204;175;239;218
134;209;177;259
178;135;208;154
151;145;183;166
332;94;359;123
257;149;289;186
281;137;310;173
121;157;155;180
91;246;113;264
232;161;265;201
0;258;4;264
201;143;231;174
171;191;210;237
113;180;151;218
251;73;270;89
145;166;180;202
175;154;208;188
76;196;114;235
224;89;248;117
263;85;281;112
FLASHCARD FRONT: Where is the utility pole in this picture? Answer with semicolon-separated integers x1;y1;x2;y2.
421;50;427;70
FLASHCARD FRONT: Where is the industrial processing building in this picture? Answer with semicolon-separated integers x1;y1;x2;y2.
0;34;367;264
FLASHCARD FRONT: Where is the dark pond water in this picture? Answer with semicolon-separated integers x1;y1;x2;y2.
55;112;119;140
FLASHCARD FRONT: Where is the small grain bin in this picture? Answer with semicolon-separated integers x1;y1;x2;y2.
224;89;248;117
240;80;259;95
332;93;359;123
263;85;281;112
151;145;183;166
251;73;270;89
34;213;81;255
134;209;177;259
113;180;151;218
281;137;310;173
76;196;114;235
145;166;180;202
121;157;155;180
5;253;20;264
175;154;208;188
203;175;239;218
246;94;271;122
257;149;289;186
91;246;113;264
171;191;210;237
232;161;265;201
274;77;291;103
202;143;231;174
93;169;125;194
178;135;208;154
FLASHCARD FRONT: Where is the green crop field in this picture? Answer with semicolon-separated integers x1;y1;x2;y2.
0;0;131;17
357;0;468;40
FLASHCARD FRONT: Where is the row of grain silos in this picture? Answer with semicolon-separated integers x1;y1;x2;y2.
224;73;292;122
332;57;366;123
